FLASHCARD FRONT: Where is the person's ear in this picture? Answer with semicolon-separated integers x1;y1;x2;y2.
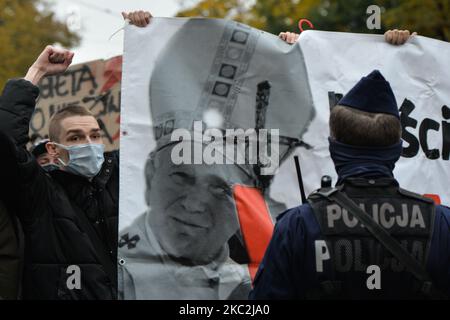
46;142;59;157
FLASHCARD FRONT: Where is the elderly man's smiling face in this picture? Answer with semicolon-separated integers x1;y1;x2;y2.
145;141;253;265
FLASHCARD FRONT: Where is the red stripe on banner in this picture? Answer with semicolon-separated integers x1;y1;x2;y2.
423;194;441;205
233;185;274;282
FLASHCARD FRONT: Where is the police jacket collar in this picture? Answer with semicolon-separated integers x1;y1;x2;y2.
339;177;400;198
343;177;399;188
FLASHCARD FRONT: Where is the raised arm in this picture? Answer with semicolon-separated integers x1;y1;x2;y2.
0;46;73;222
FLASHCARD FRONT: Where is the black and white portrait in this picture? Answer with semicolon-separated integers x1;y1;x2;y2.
118;18;315;300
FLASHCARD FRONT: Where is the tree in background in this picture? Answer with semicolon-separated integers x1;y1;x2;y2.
244;0;318;33
0;0;80;88
176;0;449;42
307;0;387;33
176;0;317;33
382;0;449;42
176;0;249;20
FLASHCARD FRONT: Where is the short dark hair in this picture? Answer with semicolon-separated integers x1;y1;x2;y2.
49;106;96;142
329;105;402;147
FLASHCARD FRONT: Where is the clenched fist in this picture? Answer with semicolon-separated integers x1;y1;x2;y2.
25;46;74;85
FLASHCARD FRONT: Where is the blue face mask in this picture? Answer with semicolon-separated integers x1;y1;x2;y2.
56;143;105;178
328;137;402;185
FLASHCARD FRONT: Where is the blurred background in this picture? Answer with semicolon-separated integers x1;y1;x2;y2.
0;0;448;96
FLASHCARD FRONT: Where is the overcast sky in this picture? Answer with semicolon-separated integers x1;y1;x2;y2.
50;0;190;64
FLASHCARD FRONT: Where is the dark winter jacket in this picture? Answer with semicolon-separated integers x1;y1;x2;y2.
0;199;22;299
0;79;118;300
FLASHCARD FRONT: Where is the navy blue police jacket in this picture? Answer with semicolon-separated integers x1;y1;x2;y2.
249;177;450;299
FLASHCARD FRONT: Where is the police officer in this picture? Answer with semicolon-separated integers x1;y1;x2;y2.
250;70;450;299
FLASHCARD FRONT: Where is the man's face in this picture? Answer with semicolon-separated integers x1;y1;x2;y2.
54;115;103;163
146;143;252;265
36;153;56;166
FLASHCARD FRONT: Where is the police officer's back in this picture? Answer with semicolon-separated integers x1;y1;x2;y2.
250;70;450;299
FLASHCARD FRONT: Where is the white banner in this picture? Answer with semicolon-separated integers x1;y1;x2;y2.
119;17;315;299
119;19;450;300
270;30;450;209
